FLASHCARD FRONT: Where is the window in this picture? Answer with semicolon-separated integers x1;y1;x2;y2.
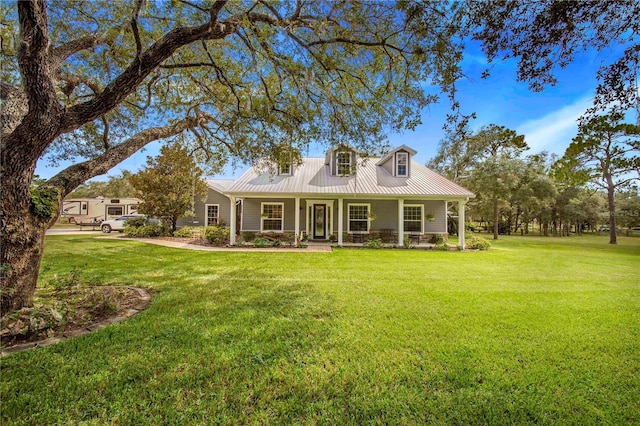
348;204;370;233
107;206;124;216
206;204;219;226
279;163;291;175
261;203;284;232
396;152;408;177
81;202;88;211
404;205;423;233
336;151;352;176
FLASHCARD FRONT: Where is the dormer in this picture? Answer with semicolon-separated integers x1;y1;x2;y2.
377;145;417;178
325;145;362;176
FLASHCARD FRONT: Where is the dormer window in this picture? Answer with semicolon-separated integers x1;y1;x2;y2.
279;163;291;175
396;152;408;177
337;151;352;176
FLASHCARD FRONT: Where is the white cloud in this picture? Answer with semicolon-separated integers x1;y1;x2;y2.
517;95;593;155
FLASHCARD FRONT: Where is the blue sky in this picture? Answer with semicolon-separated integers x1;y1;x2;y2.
36;40;616;182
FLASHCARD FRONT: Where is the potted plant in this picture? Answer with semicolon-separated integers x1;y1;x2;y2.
425;212;435;222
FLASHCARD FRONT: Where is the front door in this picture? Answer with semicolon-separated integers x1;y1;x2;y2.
313;204;326;239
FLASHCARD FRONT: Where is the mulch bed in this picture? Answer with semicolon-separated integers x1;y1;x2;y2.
1;286;151;356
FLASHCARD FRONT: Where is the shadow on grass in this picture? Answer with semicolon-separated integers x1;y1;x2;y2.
1;268;337;425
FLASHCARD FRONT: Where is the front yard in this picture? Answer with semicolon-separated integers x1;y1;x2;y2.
1;234;639;424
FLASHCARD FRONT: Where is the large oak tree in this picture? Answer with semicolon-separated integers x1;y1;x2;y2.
0;0;460;311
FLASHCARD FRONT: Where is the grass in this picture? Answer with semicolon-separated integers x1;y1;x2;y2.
1;234;639;424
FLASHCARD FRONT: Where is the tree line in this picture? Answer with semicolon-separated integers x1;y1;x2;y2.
429;114;639;243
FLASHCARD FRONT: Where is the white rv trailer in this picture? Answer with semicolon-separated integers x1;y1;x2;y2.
60;197;141;223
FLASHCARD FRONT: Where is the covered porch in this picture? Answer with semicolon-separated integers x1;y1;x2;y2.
228;196;470;249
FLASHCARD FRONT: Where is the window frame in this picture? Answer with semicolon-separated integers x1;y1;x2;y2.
261;202;285;233
106;206;124;216
336;151;352;176
348;203;370;234
403;204;424;234
205;204;220;226
396;152;409;177
278;162;291;175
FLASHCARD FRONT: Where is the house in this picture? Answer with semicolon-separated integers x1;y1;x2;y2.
61;197;141;223
182;145;474;248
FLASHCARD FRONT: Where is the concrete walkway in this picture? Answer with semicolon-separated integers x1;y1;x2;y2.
97;236;333;252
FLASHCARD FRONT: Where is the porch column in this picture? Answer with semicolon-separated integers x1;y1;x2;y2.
458;199;466;249
229;196;237;245
294;197;300;242
338;198;344;245
398;198;404;247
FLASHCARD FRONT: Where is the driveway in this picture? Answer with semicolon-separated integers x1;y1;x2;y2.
45;228;102;235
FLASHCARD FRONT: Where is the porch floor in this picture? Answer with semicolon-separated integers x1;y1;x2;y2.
306;241;437;249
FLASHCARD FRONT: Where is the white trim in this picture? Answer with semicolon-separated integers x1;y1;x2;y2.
403;204;423;234
305;200;334;239
459;199;466;249
294;197;300;241
397;199;404;246
278;163;291;176
338;198;344;245
336;151;352;176
395;152;409;177
260;202;284;233
230;197;237;245
205;203;220;226
347;203;371;233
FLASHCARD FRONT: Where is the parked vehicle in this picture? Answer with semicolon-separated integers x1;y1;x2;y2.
100;214;147;233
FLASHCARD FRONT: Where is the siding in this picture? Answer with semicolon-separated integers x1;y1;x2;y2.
177;187;231;227
242;198;297;232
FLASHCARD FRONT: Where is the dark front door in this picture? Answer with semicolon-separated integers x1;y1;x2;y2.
313;204;326;239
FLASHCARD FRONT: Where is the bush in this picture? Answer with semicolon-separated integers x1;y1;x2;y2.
205;226;230;246
428;234;445;244
466;233;491;250
253;237;270;248
363;238;383;249
124;224;170;237
124;217;147;228
433;241;450;251
242;231;256;242
174;226;203;238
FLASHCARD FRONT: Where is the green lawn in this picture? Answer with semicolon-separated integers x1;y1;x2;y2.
2;234;639;424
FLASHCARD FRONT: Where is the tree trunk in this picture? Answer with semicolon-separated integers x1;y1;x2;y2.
605;172;617;245
493;200;499;240
1;177;58;312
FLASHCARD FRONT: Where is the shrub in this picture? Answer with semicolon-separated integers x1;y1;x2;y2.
402;236;415;249
433;241;450;251
466;233;491;250
428;234;445;244
204;226;230;246
124;224;170;237
174;226;203;238
363;238;383;249
124;217;147;228
242;231;256;242
253;237;270;248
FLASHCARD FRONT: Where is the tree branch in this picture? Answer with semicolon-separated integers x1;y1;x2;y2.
50;33;108;66
47;115;209;197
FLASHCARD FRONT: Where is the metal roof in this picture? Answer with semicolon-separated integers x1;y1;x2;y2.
225;157;474;199
206;179;236;193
